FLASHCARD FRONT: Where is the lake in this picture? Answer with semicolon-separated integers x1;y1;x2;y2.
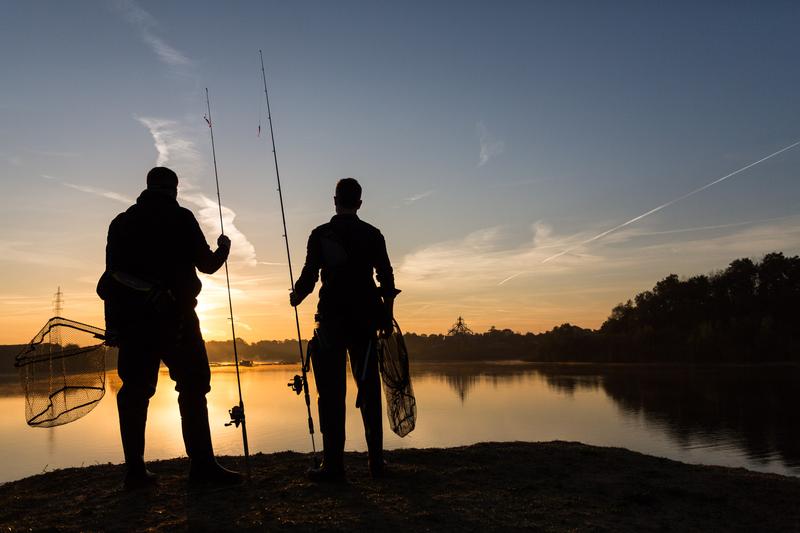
1;362;798;483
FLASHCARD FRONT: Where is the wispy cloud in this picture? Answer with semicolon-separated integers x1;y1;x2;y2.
405;190;436;204
3;150;80;169
398;215;800;292
0;240;88;270
43;175;133;204
137;116;258;267
184;193;258;267
141;33;190;67
401;222;582;289
394;223;615;332
135;117;201;170
114;0;191;68
477;121;504;166
0;152;22;167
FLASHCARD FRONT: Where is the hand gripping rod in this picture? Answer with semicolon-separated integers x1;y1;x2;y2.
258;51;319;461
204;88;252;480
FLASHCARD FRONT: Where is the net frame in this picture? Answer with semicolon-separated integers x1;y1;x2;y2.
15;317;107;428
378;319;417;437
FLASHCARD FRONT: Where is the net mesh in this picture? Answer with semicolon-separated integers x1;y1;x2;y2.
15;317;107;428
378;320;417;437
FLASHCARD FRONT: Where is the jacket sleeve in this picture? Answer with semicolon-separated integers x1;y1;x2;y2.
105;215;126;272
294;231;321;301
373;231;399;299
98;217;122;301
188;213;228;274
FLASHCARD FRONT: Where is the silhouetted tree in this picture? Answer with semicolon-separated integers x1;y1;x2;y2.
599;252;800;362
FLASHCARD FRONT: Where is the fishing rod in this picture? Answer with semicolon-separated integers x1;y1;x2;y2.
258;50;319;464
204;87;252;480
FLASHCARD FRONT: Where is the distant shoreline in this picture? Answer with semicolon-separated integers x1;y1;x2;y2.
2;358;799;381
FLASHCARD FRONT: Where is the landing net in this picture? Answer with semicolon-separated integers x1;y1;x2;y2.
15;317;107;428
378;320;416;437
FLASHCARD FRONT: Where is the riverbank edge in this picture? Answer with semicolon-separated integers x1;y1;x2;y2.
1;441;798;532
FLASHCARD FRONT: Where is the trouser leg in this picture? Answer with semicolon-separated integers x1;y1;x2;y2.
162;311;214;464
348;333;383;459
178;391;213;463
312;323;347;470
116;342;160;471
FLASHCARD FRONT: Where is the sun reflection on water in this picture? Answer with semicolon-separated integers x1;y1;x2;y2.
1;363;798;483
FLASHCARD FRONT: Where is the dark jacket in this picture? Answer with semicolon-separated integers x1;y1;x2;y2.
294;214;397;321
101;189;228;310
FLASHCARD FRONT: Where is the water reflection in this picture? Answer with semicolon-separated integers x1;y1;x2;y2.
413;362;539;401
0;362;798;483
416;362;800;471
595;365;800;468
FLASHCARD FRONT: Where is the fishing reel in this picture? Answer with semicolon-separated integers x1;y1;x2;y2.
225;404;245;428
288;374;304;395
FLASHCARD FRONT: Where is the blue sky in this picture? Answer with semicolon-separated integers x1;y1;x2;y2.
1;1;799;342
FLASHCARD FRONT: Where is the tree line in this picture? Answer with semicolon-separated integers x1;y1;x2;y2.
406;251;800;363
598;251;800;361
3;252;797;372
199;252;800;364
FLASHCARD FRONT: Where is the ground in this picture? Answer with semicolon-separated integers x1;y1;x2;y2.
1;442;798;532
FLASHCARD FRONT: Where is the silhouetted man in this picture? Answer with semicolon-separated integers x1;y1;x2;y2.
97;167;241;489
290;177;399;481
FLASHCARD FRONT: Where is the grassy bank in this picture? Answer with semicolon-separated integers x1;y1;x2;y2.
1;442;798;532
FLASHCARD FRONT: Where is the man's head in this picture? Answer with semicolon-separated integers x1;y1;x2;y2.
334;177;362;214
146;167;179;199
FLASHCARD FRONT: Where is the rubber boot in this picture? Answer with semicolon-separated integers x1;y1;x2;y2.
308;432;345;482
118;395;158;490
367;431;387;479
123;458;159;491
181;393;242;486
189;459;243;486
364;396;386;479
368;448;388;479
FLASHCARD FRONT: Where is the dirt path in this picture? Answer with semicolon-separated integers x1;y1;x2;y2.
1;442;798;532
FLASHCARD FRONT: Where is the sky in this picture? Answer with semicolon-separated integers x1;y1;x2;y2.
1;1;799;344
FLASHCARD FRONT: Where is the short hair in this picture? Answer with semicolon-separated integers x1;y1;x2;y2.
146;167;179;190
335;178;362;208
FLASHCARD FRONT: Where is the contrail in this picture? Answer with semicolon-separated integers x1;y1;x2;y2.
498;272;525;285
635;212;800;237
497;139;800;286
541;139;800;263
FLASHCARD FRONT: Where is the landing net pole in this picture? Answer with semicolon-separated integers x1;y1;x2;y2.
204;88;252;480
258;50;318;459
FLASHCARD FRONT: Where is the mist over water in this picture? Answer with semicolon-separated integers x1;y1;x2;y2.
1;362;798;483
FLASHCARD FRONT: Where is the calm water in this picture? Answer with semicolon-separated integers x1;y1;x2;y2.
1;362;798;483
